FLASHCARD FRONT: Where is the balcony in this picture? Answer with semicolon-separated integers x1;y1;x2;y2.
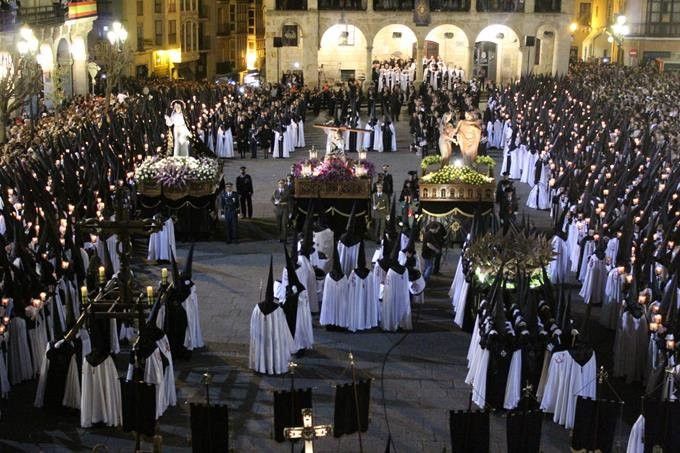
318;0;366;10
275;0;308;10
476;0;523;12
373;0;415;11
534;0;560;12
0;5;67;32
430;0;470;11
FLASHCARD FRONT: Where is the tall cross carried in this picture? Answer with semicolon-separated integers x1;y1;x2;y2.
283;408;332;453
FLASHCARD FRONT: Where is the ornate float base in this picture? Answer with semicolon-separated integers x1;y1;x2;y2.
420;182;495;203
294;179;371;199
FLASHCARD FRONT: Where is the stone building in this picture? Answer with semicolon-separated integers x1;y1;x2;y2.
263;0;573;86
0;1;96;99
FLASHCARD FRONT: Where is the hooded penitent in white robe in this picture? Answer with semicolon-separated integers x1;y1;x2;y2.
450;256;470;328
248;305;295;375
272;130;290;159
380;268;412;331
147;218;177;262
579;254;607;305
347;270;379;332
599;268;622;329
320;274;349;328
182;286;204;350
363;122;383;152
337;242;360;277
81;355;122;428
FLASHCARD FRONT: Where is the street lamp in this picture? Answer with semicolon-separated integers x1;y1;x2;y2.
107;21;128;48
609;15;629;64
16;26;40;122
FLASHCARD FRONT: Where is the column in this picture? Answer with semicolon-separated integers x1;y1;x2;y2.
72;59;88;96
467;45;474;81
366;45;373;89
413;43;421;83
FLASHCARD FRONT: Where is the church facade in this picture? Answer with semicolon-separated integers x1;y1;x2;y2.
263;0;573;86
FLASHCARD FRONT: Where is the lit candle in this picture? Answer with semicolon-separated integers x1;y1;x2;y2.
649;322;658;332
3;316;9;324
1;298;8;306
98;266;105;283
638;294;647;304
653;314;662;324
161;268;168;284
147;286;154;299
625;274;633;284
40;292;46;301
81;286;88;302
603;189;609;196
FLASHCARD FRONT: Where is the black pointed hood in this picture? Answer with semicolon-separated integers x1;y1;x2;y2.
258;255;278;315
378;235;392;272
329;240;344;281
402;226;417;254
354;240;370;278
389;235;405;273
284;243;304;293
181;243;195;281
300;201;315;257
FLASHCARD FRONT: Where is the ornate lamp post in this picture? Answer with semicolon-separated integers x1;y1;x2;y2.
609;15;630;65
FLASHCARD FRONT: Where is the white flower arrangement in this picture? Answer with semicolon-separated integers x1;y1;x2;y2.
135;156;220;188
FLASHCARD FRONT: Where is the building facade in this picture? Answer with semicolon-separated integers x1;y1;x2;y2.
0;1;97;101
263;0;574;86
213;0;265;77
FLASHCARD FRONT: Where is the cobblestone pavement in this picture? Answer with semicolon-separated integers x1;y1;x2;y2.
0;112;574;452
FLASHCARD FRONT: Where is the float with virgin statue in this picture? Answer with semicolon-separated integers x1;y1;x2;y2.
135;100;222;239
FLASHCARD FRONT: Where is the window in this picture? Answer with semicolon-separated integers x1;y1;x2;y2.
168;20;177;44
155;0;162;14
169;0;176;12
578;2;591;25
155;20;163;45
229;5;236;32
137;23;144;51
248;10;255;34
647;0;680;35
137;0;144;16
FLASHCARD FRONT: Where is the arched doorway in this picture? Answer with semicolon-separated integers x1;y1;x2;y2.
318;24;368;84
371;24;417;62
424;25;470;77
56;38;73;99
533;25;557;75
474;25;521;84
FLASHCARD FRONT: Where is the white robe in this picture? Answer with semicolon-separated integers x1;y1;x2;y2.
579;254;607;305
363;123;383;152
297;255;319;313
539;350;597;429
320;275;349;328
337;242;360;277
165;111;191;157
347;271;379;332
525;162;551;210
248;306;295;375
81;356;122;428
182;286;204;350
8;316;33;385
34;342;81;409
296;120;306;148
147;218;177;262
380;268;412;331
272;130;290;159
549;236;569;284
599;268;622;329
450;256;470;328
285;288;314;351
626;415;644;453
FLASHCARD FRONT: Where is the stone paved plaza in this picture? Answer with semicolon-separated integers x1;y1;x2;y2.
0;112;573;452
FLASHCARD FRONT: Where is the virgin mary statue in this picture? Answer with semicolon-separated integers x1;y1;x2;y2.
453;112;482;165
164;100;191;157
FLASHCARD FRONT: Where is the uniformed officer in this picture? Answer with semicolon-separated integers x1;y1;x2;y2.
271;178;290;243
236;166;253;219
220;182;240;243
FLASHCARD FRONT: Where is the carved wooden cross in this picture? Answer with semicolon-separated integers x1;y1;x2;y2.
283;408;332;453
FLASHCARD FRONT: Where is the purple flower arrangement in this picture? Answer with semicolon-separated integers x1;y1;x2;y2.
293;157;374;182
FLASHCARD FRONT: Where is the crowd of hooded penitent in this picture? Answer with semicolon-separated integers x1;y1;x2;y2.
0;62;677;450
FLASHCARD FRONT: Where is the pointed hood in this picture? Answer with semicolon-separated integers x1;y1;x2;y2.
378;235;392;272
284;243;304;293
353;240;370;279
300;201;315;257
181;243;195;281
402;226;417;254
329;240;344;281
340;201;361;247
258;255;279;315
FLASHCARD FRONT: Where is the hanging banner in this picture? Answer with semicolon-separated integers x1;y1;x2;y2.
413;0;430;26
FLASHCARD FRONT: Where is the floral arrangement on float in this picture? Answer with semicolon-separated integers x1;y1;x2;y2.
292;148;374;199
135;156;220;199
419;155;496;202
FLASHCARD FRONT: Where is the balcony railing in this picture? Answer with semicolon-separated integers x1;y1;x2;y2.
0;5;67;32
430;0;470;11
318;0;366;10
276;0;308;9
534;0;560;12
373;0;415;11
476;0;523;12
